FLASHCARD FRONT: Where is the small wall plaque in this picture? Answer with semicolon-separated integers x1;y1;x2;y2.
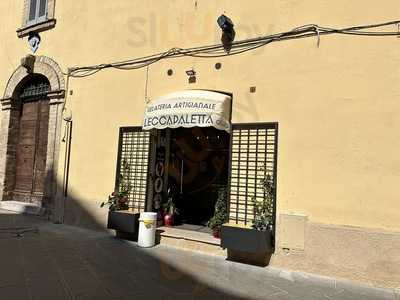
28;33;41;53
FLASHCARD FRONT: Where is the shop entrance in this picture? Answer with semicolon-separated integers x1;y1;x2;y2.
141;90;233;232
166;127;230;229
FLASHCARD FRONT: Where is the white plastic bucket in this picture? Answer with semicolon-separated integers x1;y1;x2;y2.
138;212;157;248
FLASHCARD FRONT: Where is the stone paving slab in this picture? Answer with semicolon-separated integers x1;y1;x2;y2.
0;209;397;300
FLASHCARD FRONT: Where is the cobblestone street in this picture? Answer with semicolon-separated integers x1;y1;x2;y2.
0;210;397;300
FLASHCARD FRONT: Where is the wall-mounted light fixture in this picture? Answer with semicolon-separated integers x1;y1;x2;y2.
186;69;197;84
185;69;196;76
217;14;235;52
28;32;41;53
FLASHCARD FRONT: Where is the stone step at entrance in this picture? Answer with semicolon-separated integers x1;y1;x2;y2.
156;226;226;256
0;201;45;215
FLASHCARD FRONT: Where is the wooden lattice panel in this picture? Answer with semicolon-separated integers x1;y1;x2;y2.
116;127;151;212
228;123;278;226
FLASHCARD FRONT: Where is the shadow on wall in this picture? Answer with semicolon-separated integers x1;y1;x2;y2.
61;189;108;232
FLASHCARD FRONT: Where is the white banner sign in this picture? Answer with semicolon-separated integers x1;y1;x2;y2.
142;90;231;132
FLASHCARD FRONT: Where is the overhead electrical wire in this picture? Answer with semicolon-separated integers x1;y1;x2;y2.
67;20;400;78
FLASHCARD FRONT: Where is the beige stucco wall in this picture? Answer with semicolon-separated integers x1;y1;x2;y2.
0;0;399;287
273;221;400;288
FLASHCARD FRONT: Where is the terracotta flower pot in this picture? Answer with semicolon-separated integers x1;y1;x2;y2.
164;214;174;227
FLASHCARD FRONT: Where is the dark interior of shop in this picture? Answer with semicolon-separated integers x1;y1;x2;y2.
168;127;230;229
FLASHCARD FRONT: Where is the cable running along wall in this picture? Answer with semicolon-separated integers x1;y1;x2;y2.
66;20;400;78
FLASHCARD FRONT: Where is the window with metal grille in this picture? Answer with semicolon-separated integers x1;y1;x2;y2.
115;127;151;212
28;0;48;25
228;123;278;227
19;75;50;100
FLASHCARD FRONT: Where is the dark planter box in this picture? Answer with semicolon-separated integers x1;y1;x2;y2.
107;210;140;240
221;224;274;266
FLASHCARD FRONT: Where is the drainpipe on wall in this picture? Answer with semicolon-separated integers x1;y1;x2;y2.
54;73;72;224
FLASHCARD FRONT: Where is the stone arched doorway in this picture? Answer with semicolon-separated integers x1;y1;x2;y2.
0;56;65;216
11;74;51;204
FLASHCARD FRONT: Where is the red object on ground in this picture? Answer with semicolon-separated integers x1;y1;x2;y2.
213;229;221;239
164;214;174;227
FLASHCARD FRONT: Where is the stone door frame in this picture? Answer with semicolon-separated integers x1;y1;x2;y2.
0;56;65;218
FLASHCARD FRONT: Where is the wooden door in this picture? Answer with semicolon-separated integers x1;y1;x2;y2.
14;98;50;200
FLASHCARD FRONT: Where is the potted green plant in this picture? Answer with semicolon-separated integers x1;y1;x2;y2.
221;172;274;266
101;160;140;240
207;187;228;238
251;174;274;232
163;197;178;226
100;190;129;212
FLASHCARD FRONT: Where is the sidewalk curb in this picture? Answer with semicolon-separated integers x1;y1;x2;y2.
267;267;397;299
156;242;397;299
